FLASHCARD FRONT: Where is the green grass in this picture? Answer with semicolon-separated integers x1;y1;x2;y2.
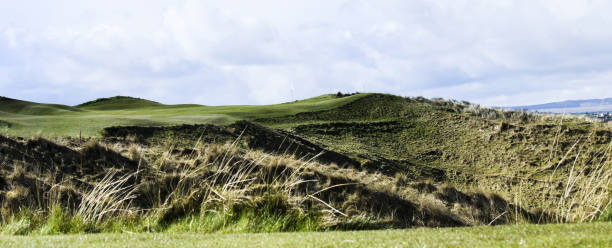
1;92;611;244
2;93;609;220
255;94;612;215
0;94;370;137
0;199;322;235
0;96;81;115
1;222;610;247
76;96;163;110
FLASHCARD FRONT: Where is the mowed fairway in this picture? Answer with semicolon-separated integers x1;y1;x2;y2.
2;222;611;248
0;94;369;137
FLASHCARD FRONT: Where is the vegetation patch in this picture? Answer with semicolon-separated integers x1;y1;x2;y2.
4;222;611;248
0;96;81;115
0;120;10;128
0;132;549;235
76;96;163;110
0;93;610;236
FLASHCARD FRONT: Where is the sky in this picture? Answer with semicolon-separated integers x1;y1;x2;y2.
1;0;612;107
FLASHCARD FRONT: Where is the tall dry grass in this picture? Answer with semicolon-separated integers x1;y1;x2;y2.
3;123;610;235
552;142;612;222
497;127;612;224
77;170;139;223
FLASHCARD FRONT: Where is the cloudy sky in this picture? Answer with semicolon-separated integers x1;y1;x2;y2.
1;0;612;106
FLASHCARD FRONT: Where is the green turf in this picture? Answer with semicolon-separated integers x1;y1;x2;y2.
76;96;163;110
0;94;370;137
1;222;610;248
0;96;82;115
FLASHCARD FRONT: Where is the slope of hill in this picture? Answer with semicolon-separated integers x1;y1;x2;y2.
76;96;164;110
512;98;612;113
0;94;369;137
0;96;81;115
256;94;611;211
0;93;610;234
0;120;543;234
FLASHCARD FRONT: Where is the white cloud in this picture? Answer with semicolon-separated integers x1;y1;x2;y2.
1;0;612;106
3;28;19;49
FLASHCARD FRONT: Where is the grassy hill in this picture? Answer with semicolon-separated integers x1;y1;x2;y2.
0;94;368;137
0;93;610;236
256;94;612;212
0;96;81;115
76;96;164;110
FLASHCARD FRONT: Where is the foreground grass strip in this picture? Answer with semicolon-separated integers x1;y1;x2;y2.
1;222;610;248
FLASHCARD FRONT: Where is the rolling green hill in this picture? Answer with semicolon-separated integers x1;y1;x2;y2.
0;94;369;137
76;96;164;110
255;94;612;211
0;92;610;236
0;96;81;115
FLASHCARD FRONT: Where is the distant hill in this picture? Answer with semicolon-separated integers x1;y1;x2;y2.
0;93;367;137
0;96;81;115
511;98;612;113
76;96;163;110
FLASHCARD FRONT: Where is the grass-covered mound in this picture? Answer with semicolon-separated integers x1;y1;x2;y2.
0;96;81;115
0;93;610;235
258;94;612;222
0;94;368;137
1;129;547;235
76;96;163;110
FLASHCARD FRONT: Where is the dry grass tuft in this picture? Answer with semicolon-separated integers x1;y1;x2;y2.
77;170;139;223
